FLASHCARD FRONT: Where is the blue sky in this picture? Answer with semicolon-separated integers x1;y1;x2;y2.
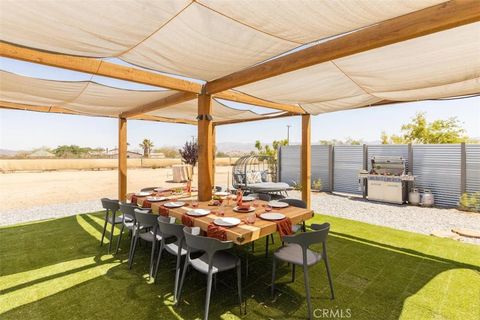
0;57;479;151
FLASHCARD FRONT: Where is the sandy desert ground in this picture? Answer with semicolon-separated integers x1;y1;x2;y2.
0;166;232;210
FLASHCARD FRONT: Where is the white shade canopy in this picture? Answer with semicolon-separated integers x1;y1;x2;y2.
0;0;478;119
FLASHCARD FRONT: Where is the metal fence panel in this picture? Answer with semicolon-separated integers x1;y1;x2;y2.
412;144;461;207
333;145;363;195
466;144;480;194
279;145;330;190
312;145;330;191
279;146;300;186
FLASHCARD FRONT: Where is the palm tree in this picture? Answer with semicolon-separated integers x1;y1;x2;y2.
139;139;154;158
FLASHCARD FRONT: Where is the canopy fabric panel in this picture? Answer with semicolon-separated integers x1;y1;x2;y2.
0;0;447;81
0;71;281;122
236;23;480;115
147;99;275;122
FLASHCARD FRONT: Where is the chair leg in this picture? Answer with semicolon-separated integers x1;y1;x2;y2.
100;210;108;246
204;272;213;320
270;233;275;244
108;220;115;253
251;241;255;253
128;227;136;264
292;264;296;282
324;256;335;300
153;241;164;283
302;221;306;232
177;259;190;305
128;234;139;269
271;257;276;298
115;223;125;254
149;240;156;280
236;263;244;315
173;253;182;303
303;264;312;320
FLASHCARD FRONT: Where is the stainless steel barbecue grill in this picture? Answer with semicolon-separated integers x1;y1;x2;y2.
358;156;415;204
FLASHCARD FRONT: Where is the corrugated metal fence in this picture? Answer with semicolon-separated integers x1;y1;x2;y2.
279;144;480;208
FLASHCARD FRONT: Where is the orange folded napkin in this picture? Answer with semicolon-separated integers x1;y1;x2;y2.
181;214;194;227
276;218;293;237
158;206;169;217
131;195;139;205
141;200;152;209
207;223;227;241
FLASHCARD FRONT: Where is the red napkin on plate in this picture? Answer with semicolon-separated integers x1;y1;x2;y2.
131;195;139;205
158;206;169;217
275;217;293;237
239;203;250;210
181;214;194;227
207;223;227;241
141;200;152;209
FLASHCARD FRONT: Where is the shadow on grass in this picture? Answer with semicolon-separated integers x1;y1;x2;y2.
0;213;479;319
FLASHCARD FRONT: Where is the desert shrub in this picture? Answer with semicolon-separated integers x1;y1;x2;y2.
459;192;480;212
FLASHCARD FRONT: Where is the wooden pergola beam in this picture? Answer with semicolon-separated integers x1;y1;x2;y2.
0;42;202;93
205;0;480;94
214;91;305;114
0;100;196;125
213;112;295;126
121;91;197;118
118;117;127;201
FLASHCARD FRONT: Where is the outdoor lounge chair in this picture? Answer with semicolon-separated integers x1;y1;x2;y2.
177;227;244;320
271;223;334;320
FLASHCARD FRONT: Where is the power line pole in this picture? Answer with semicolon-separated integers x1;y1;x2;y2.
286;125;292;145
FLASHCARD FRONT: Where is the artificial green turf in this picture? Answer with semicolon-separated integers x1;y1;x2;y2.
0;212;479;320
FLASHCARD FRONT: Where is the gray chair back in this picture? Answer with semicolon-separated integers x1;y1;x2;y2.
283;223;330;249
119;202;137;221
101;198;120;211
250;193;271;201
279;198;307;209
158;216;183;239
183;227;233;265
134;209;157;229
141;187;157;192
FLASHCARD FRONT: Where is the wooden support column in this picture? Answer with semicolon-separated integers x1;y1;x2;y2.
197;94;214;201
212;125;216;189
301;114;311;208
118;117;127;201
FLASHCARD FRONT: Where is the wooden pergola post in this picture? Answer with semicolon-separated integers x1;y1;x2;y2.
118;117;127;201
197;94;214;201
301;114;311;208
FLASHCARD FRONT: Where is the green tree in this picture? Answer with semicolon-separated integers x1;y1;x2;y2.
254;139;288;160
154;146;180;158
139;139;154;158
382;112;469;144
53;145;92;158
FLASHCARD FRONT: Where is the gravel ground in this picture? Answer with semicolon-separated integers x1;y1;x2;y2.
298;191;480;245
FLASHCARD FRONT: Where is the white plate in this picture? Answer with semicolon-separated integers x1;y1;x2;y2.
214;191;230;196
242;196;255;202
163;201;185;208
135;191;152;197
154;187;169;192
268;201;289;208
233;206;255;213
186;209;211;217
214;217;241;227
146;196;167;202
260;212;286;221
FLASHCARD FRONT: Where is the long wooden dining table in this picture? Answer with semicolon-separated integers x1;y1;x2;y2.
127;192;314;245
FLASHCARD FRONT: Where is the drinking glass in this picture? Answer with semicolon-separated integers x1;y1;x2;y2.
247;211;256;224
265;204;272;212
192;200;199;208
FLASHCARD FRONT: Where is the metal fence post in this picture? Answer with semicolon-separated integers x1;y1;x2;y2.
362;144;368;198
329;145;334;192
407;143;413;174
460;142;466;195
277;147;282;182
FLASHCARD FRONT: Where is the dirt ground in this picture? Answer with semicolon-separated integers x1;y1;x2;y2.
0;166;232;210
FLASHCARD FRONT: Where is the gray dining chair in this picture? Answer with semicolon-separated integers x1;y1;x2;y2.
271;223;334;320
115;202;137;254
100;198;124;253
129;208;163;279
177;227;244;320
154;216;187;303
